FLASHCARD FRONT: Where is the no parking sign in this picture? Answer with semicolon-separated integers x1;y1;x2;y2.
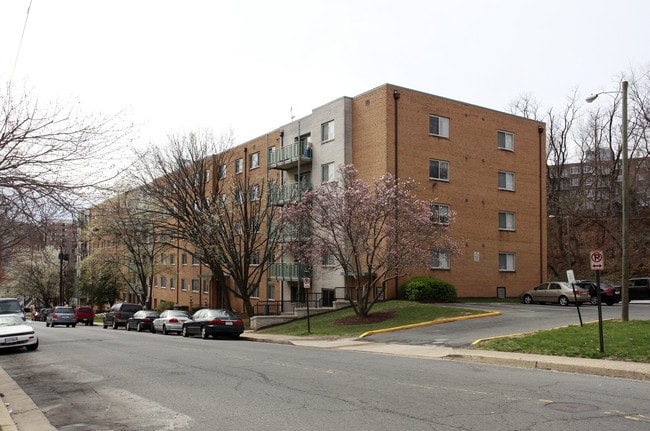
590;250;605;270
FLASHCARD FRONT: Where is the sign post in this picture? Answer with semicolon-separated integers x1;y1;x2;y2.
303;277;311;334
566;270;583;326
590;251;605;353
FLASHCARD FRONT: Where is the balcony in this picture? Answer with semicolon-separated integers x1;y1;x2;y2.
268;262;306;281
268;182;312;206
275;223;312;243
268;141;312;170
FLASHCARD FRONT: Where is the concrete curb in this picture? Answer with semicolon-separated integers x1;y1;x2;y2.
357;311;502;338
0;366;56;431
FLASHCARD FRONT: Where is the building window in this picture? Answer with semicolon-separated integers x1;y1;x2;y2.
161;254;167;265
219;193;227;208
322;250;336;266
429;159;450;181
170;254;176;265
430;249;450;269
191;279;199;292
161;276;167;289
170;278;175;290
249;184;261;201
203;279;209;294
250;251;260;266
235;158;243;174
429;115;450;138
321;120;335;142
430;204;450;225
267;283;275;300
497;131;514;151
251;283;260;298
192;254;200;266
181;253;187;266
181;279;187;291
498;171;515;191
205;169;210;183
570;166;580;175
235;189;244;205
249;152;260;169
498;211;516;231
499;252;516;272
322;162;334;183
218;164;226;179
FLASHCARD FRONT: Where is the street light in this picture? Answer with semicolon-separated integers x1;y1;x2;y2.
586;80;629;322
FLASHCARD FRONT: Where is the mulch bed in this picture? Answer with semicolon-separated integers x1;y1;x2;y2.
333;311;397;326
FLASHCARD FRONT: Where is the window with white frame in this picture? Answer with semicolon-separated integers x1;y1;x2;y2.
203;279;209;294
249;152;260;169
430;204;450;225
191;279;199;292
321;120;335;142
498;171;515;191
430;249;450;269
192;254;200;266
161;254;167;265
170;278;175;290
235;189;244;204
429;159;450;181
181;253;187;265
499;252;516;271
322;249;336;266
160;276;167;289
250;251;260;266
249;184;261;201
570;178;580;187
218;164;226;179
251;283;260;298
235;158;243;174
170;254;176;265
181;278;187;291
498;211;516;231
267;283;275;300
322;162;334;183
429;115;450;138
497;131;514;151
219;193;227;208
570;166;580;174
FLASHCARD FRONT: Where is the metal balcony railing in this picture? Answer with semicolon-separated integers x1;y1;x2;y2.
267;262;306;281
268;141;312;170
268;182;312;206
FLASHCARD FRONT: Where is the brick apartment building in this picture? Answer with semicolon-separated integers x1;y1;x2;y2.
83;84;547;314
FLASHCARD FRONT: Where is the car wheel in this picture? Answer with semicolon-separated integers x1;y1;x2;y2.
523;294;533;304
558;296;570;306
46;321;50;327
66;324;70;327
112;320;118;330
26;341;38;351
201;326;209;339
103;322;107;329
151;326;156;334
605;301;614;306
182;326;189;337
162;325;168;335
590;296;599;305
72;324;76;328
137;323;142;332
126;323;131;331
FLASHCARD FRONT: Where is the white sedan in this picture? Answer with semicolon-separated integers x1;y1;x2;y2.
152;310;192;335
0;314;38;351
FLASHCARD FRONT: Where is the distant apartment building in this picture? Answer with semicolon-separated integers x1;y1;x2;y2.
84;84;547;314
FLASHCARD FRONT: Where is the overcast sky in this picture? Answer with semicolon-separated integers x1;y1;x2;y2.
2;0;648;150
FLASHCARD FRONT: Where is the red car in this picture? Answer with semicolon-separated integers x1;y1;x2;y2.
74;306;95;326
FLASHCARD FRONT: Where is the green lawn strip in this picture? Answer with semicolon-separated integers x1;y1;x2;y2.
256;300;485;337
477;320;650;363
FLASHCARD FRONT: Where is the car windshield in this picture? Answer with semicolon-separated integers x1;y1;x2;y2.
0;315;25;326
0;300;22;314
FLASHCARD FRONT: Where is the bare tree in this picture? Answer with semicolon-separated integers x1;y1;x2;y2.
135;131;284;317
0;83;133;253
3;246;64;307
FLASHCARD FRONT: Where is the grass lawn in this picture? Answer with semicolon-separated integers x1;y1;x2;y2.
476;320;650;363
257;300;485;337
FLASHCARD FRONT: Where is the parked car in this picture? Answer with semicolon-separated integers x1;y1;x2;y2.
181;308;244;339
103;303;143;329
74;306;95;326
0;314;38;351
126;310;160;332
152;310;192;335
46;306;76;327
628;277;650;301
0;298;25;320
575;280;621;306
520;282;590;306
34;308;51;322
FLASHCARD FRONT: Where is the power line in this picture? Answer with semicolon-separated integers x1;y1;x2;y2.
10;0;33;82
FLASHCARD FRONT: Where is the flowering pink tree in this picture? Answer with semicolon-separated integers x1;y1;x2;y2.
282;165;457;317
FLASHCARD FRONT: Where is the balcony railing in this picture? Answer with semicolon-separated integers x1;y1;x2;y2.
268;142;312;170
268;262;306;281
268;182;312;206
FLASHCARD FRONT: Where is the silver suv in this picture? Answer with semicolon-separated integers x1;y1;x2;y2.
0;298;25;320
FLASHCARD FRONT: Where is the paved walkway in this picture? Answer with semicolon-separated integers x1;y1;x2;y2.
2;323;649;430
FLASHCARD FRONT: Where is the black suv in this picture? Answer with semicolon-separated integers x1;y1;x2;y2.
103;303;143;329
628;277;650;301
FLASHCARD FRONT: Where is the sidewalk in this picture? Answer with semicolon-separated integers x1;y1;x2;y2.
1;331;649;431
